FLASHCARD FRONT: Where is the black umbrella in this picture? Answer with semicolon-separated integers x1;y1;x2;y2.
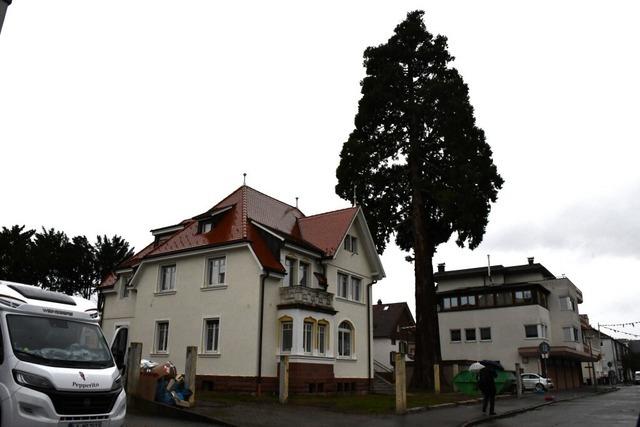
479;360;504;371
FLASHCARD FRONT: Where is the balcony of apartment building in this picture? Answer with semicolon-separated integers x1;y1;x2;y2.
278;285;336;315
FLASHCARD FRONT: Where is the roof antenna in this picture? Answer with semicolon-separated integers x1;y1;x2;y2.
295;197;299;209
243;173;247;186
352;184;357;206
487;254;492;284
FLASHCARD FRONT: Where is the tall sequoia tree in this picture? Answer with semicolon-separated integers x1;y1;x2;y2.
336;11;503;390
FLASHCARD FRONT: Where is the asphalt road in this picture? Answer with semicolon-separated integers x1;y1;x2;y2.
125;413;217;426
482;385;640;426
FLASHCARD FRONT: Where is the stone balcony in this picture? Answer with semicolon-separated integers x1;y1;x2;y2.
278;286;336;315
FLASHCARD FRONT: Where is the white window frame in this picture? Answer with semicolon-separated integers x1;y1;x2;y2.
479;327;492;341
205;256;226;287
284;258;296;287
281;321;293;353
202;317;220;354
337;272;349;298
317;323;327;355
154;320;170;354
303;321;314;354
450;328;462;343
464;328;476;342
120;275;130;298
158;264;176;292
351;277;362;302
338;321;353;358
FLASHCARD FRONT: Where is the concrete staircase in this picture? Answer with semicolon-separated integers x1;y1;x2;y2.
372;373;395;395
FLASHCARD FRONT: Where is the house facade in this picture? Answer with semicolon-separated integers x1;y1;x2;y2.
435;258;595;390
600;333;631;383
99;186;385;394
372;301;416;372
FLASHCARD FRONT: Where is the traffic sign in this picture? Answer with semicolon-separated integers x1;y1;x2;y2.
539;341;551;355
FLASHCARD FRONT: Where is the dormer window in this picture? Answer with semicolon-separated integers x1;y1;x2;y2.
201;222;213;233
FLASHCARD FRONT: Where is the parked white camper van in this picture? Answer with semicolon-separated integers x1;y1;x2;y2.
0;280;125;427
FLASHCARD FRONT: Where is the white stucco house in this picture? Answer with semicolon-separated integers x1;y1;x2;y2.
372;301;415;372
435;258;596;390
98;185;385;394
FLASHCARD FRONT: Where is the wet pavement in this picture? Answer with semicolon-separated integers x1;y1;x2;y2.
480;385;640;426
187;387;626;427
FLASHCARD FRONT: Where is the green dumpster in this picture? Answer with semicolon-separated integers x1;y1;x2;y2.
453;370;517;397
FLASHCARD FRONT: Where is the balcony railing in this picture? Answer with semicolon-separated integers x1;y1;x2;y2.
278;286;335;313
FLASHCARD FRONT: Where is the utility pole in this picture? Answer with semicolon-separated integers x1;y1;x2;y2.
0;0;11;35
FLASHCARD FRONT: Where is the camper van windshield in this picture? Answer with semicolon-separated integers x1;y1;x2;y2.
6;315;114;369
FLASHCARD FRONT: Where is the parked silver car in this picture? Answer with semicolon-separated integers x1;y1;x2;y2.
521;373;554;392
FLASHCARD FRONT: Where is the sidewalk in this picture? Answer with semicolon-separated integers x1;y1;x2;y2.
187;388;618;427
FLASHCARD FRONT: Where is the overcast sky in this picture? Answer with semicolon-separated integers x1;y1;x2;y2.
1;1;639;340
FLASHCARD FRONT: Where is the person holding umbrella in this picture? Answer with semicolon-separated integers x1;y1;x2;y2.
477;360;500;415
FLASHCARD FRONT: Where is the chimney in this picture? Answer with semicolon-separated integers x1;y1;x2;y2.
377;299;382;305
437;263;446;273
527;257;534;265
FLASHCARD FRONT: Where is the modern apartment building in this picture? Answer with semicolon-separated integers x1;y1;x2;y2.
99;185;385;394
435;258;595;390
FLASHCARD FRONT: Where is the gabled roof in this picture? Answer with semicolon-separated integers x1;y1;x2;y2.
298;207;359;257
373;302;415;338
100;186;383;289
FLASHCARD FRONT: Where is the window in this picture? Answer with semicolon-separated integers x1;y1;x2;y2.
159;265;176;291
203;319;219;353
120;275;130;298
299;262;309;286
202;222;213;233
338;321;353;357
560;296;575;311
563;327;579;342
465;328;476;341
206;257;226;286
155;321;169;353
351;277;362;302
338;273;349;298
541;324;548;338
524;324;539;338
515;290;532;303
480;327;492;341
460;295;476;306
318;323;327;355
304;321;314;353
478;294;495;307
496;292;513;306
281;321;293;352
343;235;358;254
450;329;461;342
285;258;295;287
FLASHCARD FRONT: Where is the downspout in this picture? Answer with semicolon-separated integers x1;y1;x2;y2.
366;279;377;392
257;270;270;396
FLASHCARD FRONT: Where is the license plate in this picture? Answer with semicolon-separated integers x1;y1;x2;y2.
69;422;102;427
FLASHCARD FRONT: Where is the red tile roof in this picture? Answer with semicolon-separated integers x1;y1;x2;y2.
298;207;358;256
99;186;360;288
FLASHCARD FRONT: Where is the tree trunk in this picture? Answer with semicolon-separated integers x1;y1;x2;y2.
407;158;441;390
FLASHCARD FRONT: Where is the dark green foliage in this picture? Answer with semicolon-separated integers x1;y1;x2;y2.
0;226;133;298
94;235;134;283
336;11;503;390
337;10;503;253
0;225;37;284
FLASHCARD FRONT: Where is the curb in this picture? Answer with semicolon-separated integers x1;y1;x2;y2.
459;388;619;427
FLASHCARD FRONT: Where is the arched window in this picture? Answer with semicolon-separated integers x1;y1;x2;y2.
338;321;353;357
